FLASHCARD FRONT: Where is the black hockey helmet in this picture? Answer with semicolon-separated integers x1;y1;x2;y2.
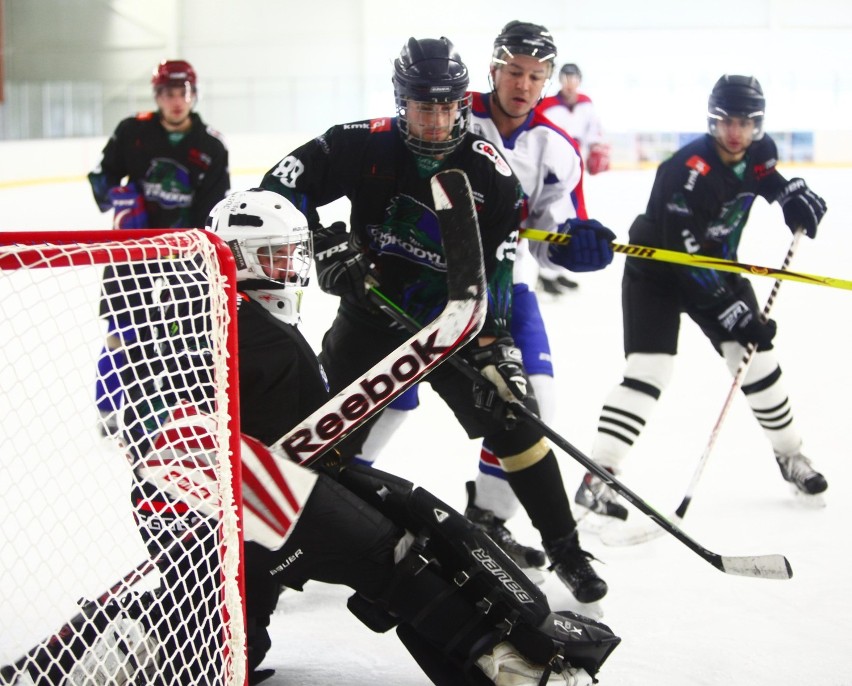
492;21;557;68
707;74;766;140
392;37;471;158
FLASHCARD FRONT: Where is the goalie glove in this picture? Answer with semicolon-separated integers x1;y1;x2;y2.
715;299;777;351
313;221;375;303
468;337;529;405
773;178;827;238
109;183;149;230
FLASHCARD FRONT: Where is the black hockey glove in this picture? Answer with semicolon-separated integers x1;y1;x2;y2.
468;337;529;405
715;299;777;351
313;222;375;303
774;178;827;239
548;218;616;272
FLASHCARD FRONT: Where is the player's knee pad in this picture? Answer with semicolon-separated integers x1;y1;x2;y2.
623;352;674;392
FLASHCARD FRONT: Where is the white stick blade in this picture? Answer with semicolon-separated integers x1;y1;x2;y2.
720;554;793;580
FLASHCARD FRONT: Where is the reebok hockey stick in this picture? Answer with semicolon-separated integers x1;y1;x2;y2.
368;288;794;581
520;227;851;292
270;168;487;468
601;230;804;548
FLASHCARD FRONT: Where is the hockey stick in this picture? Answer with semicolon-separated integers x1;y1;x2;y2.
0;523;199;685
270;168;487;467
367;288;794;580
601;230;804;547
520;227;850;292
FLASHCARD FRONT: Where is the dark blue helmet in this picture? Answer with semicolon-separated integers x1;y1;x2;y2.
708;74;766;140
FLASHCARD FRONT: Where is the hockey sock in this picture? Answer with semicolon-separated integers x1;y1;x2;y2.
502;450;576;541
591;353;673;470
738;350;802;455
472;443;521;521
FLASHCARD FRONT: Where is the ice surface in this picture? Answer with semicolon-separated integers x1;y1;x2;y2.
2;166;850;684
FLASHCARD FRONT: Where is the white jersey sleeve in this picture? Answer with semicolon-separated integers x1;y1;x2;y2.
470;94;586;286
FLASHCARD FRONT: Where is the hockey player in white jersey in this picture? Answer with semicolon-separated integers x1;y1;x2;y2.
351;21;616;591
538;63;609;177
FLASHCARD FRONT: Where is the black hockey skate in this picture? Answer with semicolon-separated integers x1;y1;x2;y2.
464;481;547;569
775;450;828;495
544;534;608;604
574;471;628;520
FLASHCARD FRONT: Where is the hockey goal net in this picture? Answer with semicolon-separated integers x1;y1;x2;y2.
0;230;246;685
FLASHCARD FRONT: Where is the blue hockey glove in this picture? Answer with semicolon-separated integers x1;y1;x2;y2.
109;183;148;229
548;218;616;272
715;299;777;351
774;178;826;239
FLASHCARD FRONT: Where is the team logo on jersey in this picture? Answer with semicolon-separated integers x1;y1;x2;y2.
684;155;711;191
753;158;777;180
367;194;445;270
472;140;512;177
370;118;392;133
143;158;193;209
686;155;711;175
188;148;211;170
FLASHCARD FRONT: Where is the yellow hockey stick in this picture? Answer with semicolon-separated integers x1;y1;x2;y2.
520;228;852;292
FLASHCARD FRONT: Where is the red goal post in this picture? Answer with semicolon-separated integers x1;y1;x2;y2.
0;229;246;686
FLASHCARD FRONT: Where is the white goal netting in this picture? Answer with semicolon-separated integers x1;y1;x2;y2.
0;229;245;686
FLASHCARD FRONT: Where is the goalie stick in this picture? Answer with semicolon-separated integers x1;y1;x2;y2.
146;168;488;550
367;288;794;581
520;227;851;292
601;230;804;548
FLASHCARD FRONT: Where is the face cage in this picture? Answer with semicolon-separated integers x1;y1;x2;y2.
707;112;765;142
395;94;472;158
239;233;313;287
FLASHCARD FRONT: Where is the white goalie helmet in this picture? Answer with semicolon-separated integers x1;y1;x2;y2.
207;188;312;324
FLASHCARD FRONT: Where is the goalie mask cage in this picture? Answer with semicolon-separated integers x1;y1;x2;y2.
0;230;246;686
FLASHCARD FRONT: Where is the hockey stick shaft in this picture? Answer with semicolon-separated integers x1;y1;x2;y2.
368;288;793;580
520;227;850;292
674;230;803;520
270;169;487;467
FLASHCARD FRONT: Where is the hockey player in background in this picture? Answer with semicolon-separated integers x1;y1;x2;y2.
260;35;612;605
347;21;615;582
88;58;230;437
0;189;621;686
576;75;829;525
537;63;611;296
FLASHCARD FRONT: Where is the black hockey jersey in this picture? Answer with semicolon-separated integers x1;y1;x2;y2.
259;117;523;337
628;133;789;310
89;111;230;228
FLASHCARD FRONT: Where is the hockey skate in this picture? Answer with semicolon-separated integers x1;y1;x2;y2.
465;482;548;575
574;471;628;526
775;450;828;505
476;641;593;686
543;535;607;604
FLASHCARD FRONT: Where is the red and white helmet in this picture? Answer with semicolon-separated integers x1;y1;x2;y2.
152;59;197;93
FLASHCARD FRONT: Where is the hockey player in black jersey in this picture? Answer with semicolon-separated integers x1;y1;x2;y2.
89;58;230;440
576;74;829;522
0;189;620;686
259;36;610;606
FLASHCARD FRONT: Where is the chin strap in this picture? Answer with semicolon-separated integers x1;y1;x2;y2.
243;288;302;325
